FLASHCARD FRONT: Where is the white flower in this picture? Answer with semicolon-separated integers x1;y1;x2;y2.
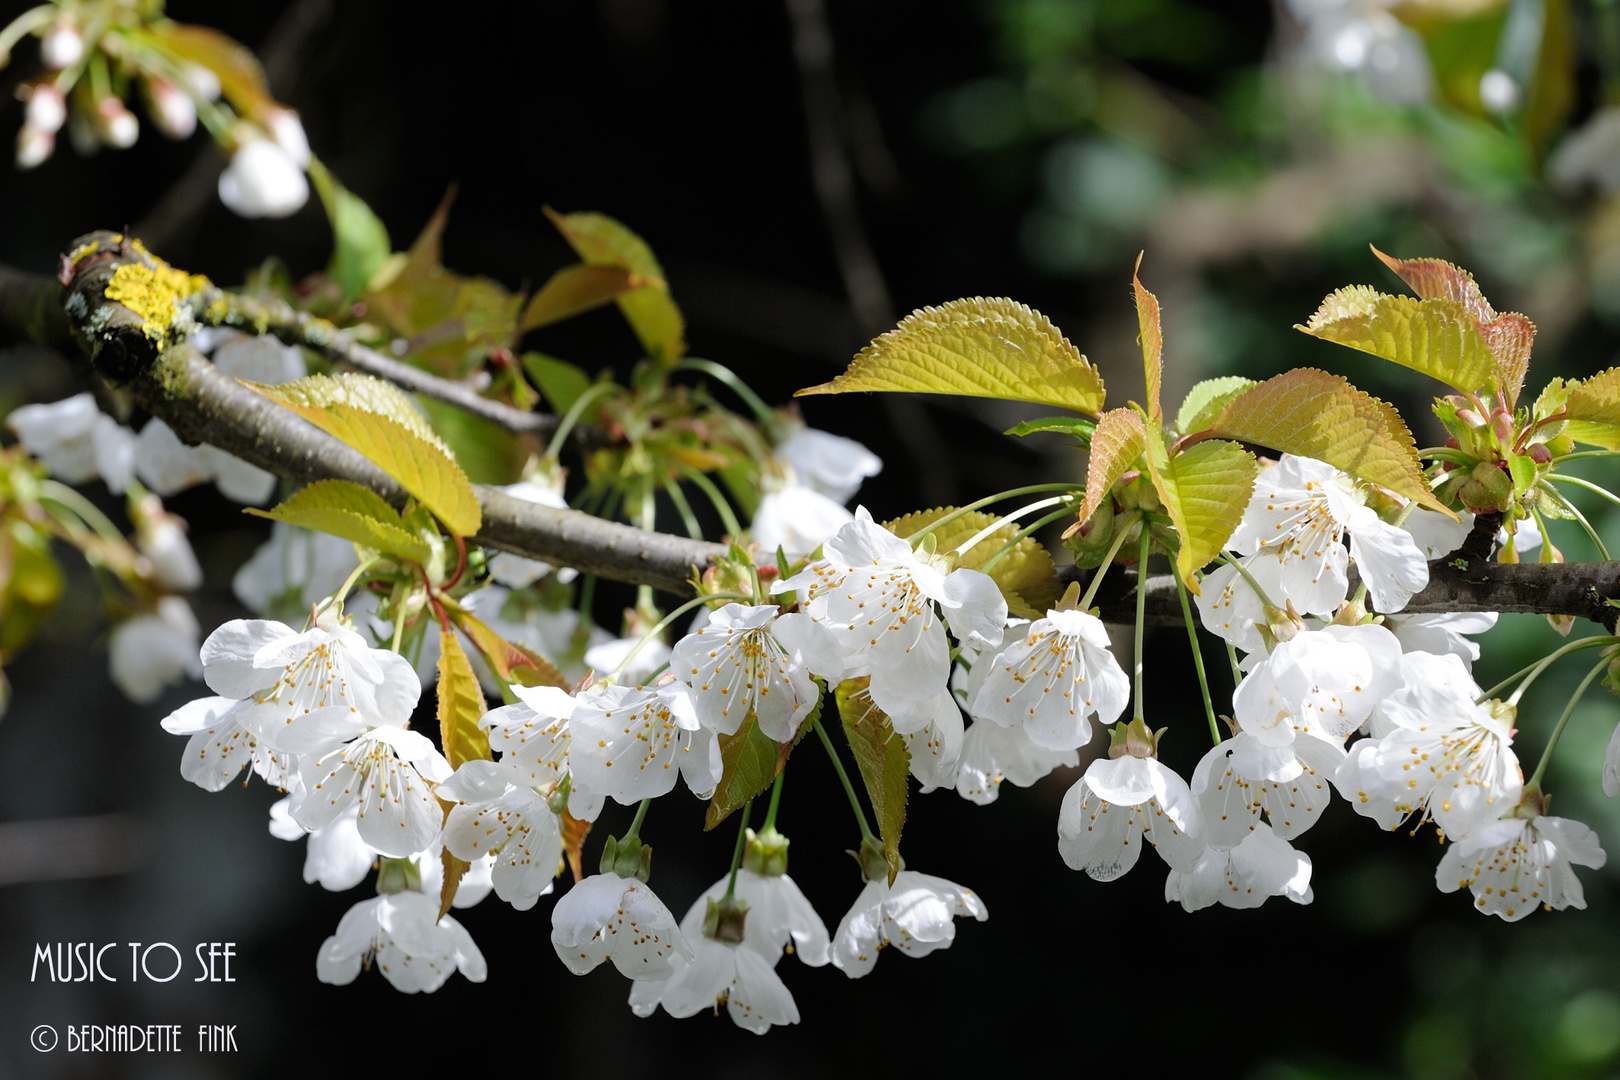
418;842;496;910
219;137;309;219
199;617;421;750
1227;455;1430;615
146;79;197;140
1231;623;1404;754
232;522;360;616
550;872;692;980
1192;733;1342;849
24;85;66;134
1405;506;1473;560
671;604;822;740
109;597;202;703
775;508;1007;722
1194;552;1291;653
7;393;101;483
161;694;294;791
583;633;670;685
269;797;374;891
751;484;854;561
134;418;276;504
436;758;563;911
629;888;804;1034
92;415;135;493
211;332;306;386
1436;811;1606;921
93;98;138;149
690;868;830;966
896;689;967;791
265;108;311;168
16;124;52;168
461;585;608;689
317;892;486;993
1338;653;1521;837
1164;824;1313;912
481;684;602;820
1382;611;1497;668
292;724;450;858
133;495;202;591
954;720;1078;805
1057;752;1203;879
830;870;987;978
773;426;881;504
970;607;1129;750
567;683;721;804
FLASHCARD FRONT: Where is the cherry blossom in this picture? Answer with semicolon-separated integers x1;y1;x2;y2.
670;604;822;740
161;693;294;791
970;606;1128;750
110;597;202;704
436;758;565;911
317;891;486;993
568;683;721;805
954;719;1078;805
550;872;692;980
830;869;987;978
773;426;881;504
1192;732;1342;848
219;136;309;219
1165;824;1314;912
1057;726;1204;879
751;482;854;561
1437;810;1606;921
291;724;451;858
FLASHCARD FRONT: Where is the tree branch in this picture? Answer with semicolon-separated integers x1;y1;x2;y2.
6;234;1620;623
192;285;559;437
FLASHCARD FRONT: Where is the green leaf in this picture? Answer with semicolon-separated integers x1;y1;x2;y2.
705;690;822;830
519;264;638;333
883;507;1059;619
1209;368;1446;513
437;629;491;771
309;162;391;302
1522;0;1576;163
246;479;431;563
797;297;1106;415
1004;415;1095;444
0;520;62;663
1140;422;1257;592
416;397;523;486
1073;407;1146;528
1559;368;1620;448
1134;259;1163;420
1175;376;1256;436
836;677;909;884
1297;285;1496;395
522;353;594;415
438;846;469;922
544;208;686;364
250;389;482;535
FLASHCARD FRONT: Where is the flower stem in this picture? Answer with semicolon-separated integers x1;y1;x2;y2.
1175;574;1222;745
952;494;1076;557
1538;481;1611;560
38;480;125;546
1225;639;1242;687
981;504;1081;574
1526;655;1610;791
674;358;779;431
763;770;785;832
723;800;754;902
904;484;1082;546
813;717;875;842
1133;526;1150;721
663;480;704;540
1493;636;1617;706
609;592;753;683
1547;472;1620;511
678;466;743;538
1216;550;1277;611
318;554;382;621
545;381;618;459
1078;516;1139;612
621;798;651;845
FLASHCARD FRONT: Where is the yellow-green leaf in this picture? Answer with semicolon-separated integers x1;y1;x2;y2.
1175;376;1255;436
145;23;274;119
438;846;469;921
1298;285;1496;395
705;692;821;830
544;208;685;364
1134;259;1163;420
246;479;431;563
519;264;639;333
522;353;595;415
883;507;1058;619
1209;368;1446;513
1004;415;1094;444
249;373;452;456
309;162;391;303
837;677;908;884
253;390;482;535
437;629;490;771
1072;407;1146;529
445;603;569;689
1140;422;1257;592
797;298;1105;415
1560;367;1620;448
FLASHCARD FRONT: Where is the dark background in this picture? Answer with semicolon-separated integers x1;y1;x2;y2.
4;1;1620;1077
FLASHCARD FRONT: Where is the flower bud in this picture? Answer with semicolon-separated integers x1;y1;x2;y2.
94;96;138;149
15;124;53;169
39;20;84;70
1455;407;1484;428
264;107;310;167
23;84;65;134
179;62;220;102
218;136;309;218
145;79;196;140
1490;407;1514;446
1528;443;1553;465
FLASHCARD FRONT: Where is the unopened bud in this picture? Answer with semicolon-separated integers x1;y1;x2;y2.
179;62;221;102
264;107;310;167
23;84;65;134
145;79;196;140
40;20;83;70
1455;408;1484;429
1490;408;1514;446
15;124;52;169
94;97;138;149
1528;443;1553;465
